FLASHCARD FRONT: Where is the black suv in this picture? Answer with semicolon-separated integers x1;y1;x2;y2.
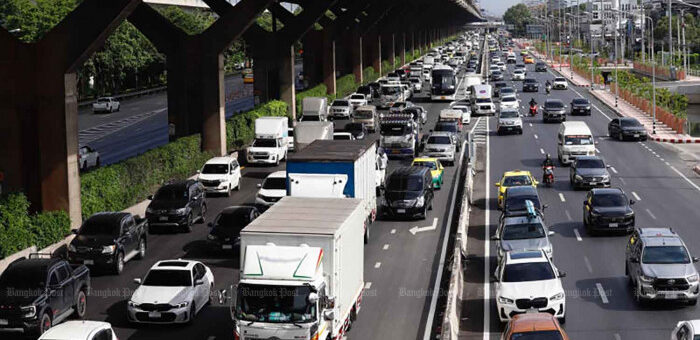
501;186;547;219
570;98;591;115
583;188;635;234
380;167;434;219
146;180;207;232
542;99;566;123
356;85;375;100
344;122;367;140
608;117;648;141
0;257;90;335
207;206;260;251
570;156;611;189
535;62;547;72
68;212;148;274
522;78;539;92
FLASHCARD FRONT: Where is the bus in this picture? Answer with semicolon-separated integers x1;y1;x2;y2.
431;64;457;101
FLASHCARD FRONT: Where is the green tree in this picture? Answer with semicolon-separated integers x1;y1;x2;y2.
503;4;531;37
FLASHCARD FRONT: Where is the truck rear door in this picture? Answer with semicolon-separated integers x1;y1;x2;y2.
288;173;348;198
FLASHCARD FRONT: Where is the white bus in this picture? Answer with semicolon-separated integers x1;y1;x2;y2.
431;64;457;101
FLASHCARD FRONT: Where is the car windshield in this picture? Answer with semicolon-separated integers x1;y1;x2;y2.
502;223;546;240
202;163;228;174
564;135;593;145
428;136;452;144
573;99;589;105
410;78;420;83
621;119;643;127
332;101;349;107
503;175;532;187
555;78;566;82
642;246;691;264
380;124;410;136
514;70;523;74
252;139;277;148
592;193;626;207
143;269;192;286
350;95;364;100
236;284;316;323
500;110;519;118
154;186;188;201
263;177;286;190
435;124;457;133
476;98;491;104
502;97;516;103
354;110;373;119
301;115;320;121
576;159;605;168
510;331;564;340
502;262;555;282
381;86;401;95
413;161;438;170
505;196;540;211
79;220;119;236
545;101;564;109
387;175;423;191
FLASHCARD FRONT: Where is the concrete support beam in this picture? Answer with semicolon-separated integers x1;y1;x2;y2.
351;31;363;84
0;0;140;226
322;30;336;95
279;45;296;121
369;31;382;76
388;33;396;69
400;32;406;66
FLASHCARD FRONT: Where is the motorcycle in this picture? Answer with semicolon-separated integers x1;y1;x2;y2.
529;104;538;116
542;165;555;187
545;84;552;94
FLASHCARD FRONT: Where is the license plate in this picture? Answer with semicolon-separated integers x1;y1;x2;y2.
159;216;168;221
392;150;400;154
148;312;161;318
0;319;7;325
634;134;640;138
84;260;94;265
665;293;677;300
397;209;406;213
441;96;446;100
609;223;619;228
222;244;233;250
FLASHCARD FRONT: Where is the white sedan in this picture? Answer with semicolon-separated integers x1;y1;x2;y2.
499;95;520;110
451;104;472;125
348;93;368;108
92;97;120;113
128;260;214;324
511;69;525;81
39;321;116;340
553;77;568;90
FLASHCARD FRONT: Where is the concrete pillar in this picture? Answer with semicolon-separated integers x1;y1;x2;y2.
302;31;323;86
369;32;382;75
279;45;297;121
351;31;363;84
411;31;415;58
322;30;336;95
388;33;396;69
401;32;406;66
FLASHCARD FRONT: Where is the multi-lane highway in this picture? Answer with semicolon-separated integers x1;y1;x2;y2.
460;48;700;339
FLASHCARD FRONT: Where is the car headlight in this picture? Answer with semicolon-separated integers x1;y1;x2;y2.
498;296;514;304
415;196;425;208
175;208;187;215
602;175;609;181
544;245;553;255
175;301;190;309
68;243;77;252
207;234;217;241
549;292;565;301
625;212;635;217
128;301;139;308
575;175;583;181
20;305;36;318
688;274;699;283
102;245;116;254
639;275;654;283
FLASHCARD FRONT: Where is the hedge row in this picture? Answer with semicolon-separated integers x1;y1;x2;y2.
0;193;71;258
81;100;289;218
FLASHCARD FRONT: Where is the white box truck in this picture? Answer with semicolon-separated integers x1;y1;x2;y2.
287;139;377;243
231;197;365;340
293;121;333;151
246;117;289;165
300;97;329;122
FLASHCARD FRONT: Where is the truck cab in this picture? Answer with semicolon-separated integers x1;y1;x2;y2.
379;113;418;158
246;117;289;166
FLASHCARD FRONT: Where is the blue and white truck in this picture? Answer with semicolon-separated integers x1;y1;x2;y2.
286;139;377;243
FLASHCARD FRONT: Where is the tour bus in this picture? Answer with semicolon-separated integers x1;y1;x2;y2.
431;64;457;101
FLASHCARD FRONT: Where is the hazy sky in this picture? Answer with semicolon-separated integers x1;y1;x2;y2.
480;0;522;17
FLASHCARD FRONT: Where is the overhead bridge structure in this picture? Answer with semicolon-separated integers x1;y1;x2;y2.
0;0;482;225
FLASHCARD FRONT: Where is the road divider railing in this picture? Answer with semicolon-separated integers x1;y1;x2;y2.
77;86;167;108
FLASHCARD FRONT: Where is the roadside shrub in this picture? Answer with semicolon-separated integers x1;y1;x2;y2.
336;74;356;98
363;67;379;85
30;211;71;250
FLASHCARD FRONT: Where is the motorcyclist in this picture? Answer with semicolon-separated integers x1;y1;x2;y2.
529;98;537;108
545;80;551;88
542;154;554;168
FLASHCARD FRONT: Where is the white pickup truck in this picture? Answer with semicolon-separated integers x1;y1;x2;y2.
246;117;289;166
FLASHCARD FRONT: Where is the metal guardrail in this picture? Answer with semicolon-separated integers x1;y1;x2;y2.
78;86;167;108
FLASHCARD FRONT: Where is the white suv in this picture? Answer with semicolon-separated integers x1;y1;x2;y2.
553;77;568;90
39;321;116;340
499;95;520;110
255;171;287;207
197;156;242;196
128;260;214;324
494;250;566;323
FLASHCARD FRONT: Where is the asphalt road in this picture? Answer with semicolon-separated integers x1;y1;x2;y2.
4;66;471;340
460;49;700;339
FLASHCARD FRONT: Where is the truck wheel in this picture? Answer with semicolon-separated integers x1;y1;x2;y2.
137;238;146;259
74;289;87;319
188;303;196;324
38;312;52;335
114;252;124;275
96;157;100;167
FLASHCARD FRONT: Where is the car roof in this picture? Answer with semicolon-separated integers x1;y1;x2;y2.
84;212;131;226
355;105;376;111
506;250;548;264
265;170;287;179
39;321;111;340
205;156;235;165
545;99;564;104
510;313;560;333
413;157;439;163
503;170;532;177
429;131;453;138
390;166;429;178
153;259;198;270
637;228;684;247
590;188;624;196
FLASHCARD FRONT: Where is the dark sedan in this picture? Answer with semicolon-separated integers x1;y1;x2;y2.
522;78;539;92
570;98;591;116
207;206;259;251
570;156;611;189
583;188;635;235
608;117;648;141
500;186;547;220
344;122;367;140
535;62;547;72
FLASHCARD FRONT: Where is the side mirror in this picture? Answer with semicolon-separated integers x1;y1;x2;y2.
307;292;319;305
490;235;500;240
558;271;567;278
133;278;142;285
548;231;556;236
606;165;611;168
694;257;699;263
323;310;335;321
631;258;640;263
256;183;262;188
629;200;636;205
195;279;204;286
490;274;499;283
196;170;201;174
147;195;153;200
494;183;501;187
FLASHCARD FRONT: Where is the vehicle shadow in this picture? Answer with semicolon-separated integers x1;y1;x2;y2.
242;171;272;180
549;221;580;239
573;277;691;312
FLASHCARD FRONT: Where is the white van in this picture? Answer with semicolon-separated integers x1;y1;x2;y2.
557;121;596;165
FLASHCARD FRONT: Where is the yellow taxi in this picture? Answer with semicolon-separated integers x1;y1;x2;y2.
524;56;535;64
520;50;529;56
411;157;444;189
494;170;538;208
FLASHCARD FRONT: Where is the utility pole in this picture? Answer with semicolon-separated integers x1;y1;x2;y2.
641;3;645;63
668;0;673;66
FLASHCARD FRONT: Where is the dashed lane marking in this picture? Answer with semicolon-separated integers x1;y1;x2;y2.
565;210;573;221
391;229;396;234
574;228;583;241
631;192;641;201
374;262;381;269
596;283;610;304
610;166;618;174
529;123;533;127
364;282;372;289
595;147;601;153
540;148;545;155
646;209;657;220
614;333;622;340
383;244;390;250
584;256;593;273
559;193;566;202
534;134;538;139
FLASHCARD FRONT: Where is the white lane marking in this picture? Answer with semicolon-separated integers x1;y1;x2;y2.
565;210;573;221
596;283;610;304
591;104;612;121
610;166;618;174
540;148;545;155
631;192;641;201
619;177;626;184
574;228;583;241
665;161;671;166
584;256;593;273
374;262;381;269
383;244;390;250
595;147;601;153
559;193;566;202
614;334;622;340
483;117;491;340
410;217;439;235
646;209;657;220
391;229;396;234
660;158;665;162
534;134;538;139
364;282;372;289
669;166;700;193
529;123;533;127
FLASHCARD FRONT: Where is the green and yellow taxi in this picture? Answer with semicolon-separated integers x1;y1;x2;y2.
520;50;529;56
494;170;539;209
412;157;444;189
